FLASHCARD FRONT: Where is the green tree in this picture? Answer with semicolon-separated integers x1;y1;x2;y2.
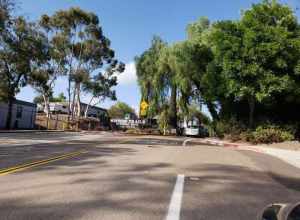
208;0;300;127
167;41;213;116
0;0;14;31
0;15;48;128
156;45;178;131
135;36;167;118
186;16;210;42
158;104;170;135
82;68;122;118
0;0;14;101
39;7;124;119
137;36;212;132
185;16;221;122
51;92;67;102
33;92;67;104
108;102;136;119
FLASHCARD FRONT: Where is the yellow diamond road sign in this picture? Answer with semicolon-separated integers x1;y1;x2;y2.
140;101;149;117
140;101;149;110
140;109;147;116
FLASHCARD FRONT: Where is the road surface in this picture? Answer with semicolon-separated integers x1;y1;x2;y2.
0;132;299;220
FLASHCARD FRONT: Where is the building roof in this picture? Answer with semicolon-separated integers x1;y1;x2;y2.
49;101;107;112
13;99;37;107
81;102;108;112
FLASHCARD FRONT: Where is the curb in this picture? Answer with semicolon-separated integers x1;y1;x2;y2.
191;139;240;148
187;139;264;153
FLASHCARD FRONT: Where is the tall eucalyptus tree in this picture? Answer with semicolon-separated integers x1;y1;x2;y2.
39;7;123;119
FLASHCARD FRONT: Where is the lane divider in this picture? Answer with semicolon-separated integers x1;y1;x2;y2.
0;150;87;176
166;174;185;220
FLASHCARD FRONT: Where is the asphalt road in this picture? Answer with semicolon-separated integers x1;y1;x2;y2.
0;132;299;220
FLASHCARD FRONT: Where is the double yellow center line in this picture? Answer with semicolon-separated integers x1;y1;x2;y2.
0;150;87;176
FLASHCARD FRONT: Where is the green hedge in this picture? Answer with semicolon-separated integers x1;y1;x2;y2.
215;120;295;144
252;126;294;144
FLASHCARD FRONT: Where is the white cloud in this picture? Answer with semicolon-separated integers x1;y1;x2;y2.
116;62;137;85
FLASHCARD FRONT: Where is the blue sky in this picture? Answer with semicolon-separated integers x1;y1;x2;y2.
16;0;300;113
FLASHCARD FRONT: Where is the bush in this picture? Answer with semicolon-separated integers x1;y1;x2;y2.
239;130;254;142
158;109;171;135
252;125;294;144
125;128;139;134
215;118;246;139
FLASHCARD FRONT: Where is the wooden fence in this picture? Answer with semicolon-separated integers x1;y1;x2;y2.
35;113;110;131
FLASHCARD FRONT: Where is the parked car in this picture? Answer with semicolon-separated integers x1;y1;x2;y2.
184;125;209;137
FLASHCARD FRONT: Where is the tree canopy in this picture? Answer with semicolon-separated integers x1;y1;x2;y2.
34;92;66;104
108;102;136;119
136;0;300;135
0;4;125;128
39;7;124;119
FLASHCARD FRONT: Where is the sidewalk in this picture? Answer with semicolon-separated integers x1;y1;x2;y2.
261;147;300;169
189;138;300;169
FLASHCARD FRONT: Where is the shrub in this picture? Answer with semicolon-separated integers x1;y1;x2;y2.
215;121;226;138
252;125;294;144
239;130;254;142
125;128;139;134
215;118;246;139
158;109;171;135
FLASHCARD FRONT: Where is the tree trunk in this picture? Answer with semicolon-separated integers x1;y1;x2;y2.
68;75;71;123
42;94;50;129
169;84;178;133
205;101;219;122
84;96;94;118
71;84;77;120
76;83;81;118
5;97;13;129
248;96;255;128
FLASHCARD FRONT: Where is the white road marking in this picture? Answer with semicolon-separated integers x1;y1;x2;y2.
182;138;193;147
166;174;185;220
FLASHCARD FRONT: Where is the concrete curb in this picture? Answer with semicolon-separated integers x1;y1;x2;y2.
186;138;265;153
188;139;241;148
188;138;300;168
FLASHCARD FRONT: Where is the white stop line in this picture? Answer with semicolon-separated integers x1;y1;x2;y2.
166;174;185;220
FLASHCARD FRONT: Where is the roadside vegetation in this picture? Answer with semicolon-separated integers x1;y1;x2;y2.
108;101;137;119
136;0;300;143
0;0;124;129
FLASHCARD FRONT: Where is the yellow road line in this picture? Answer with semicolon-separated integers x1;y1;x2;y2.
0;150;87;176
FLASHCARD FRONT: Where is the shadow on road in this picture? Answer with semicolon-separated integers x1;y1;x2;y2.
1;140;300;220
0;153;300;220
182;164;300;220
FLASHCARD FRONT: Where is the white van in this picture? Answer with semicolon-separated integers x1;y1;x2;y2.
183;117;208;137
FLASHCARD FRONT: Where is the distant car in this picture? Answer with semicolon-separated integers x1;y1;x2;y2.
49;102;69;114
185;125;200;136
184;125;209;137
199;126;209;137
